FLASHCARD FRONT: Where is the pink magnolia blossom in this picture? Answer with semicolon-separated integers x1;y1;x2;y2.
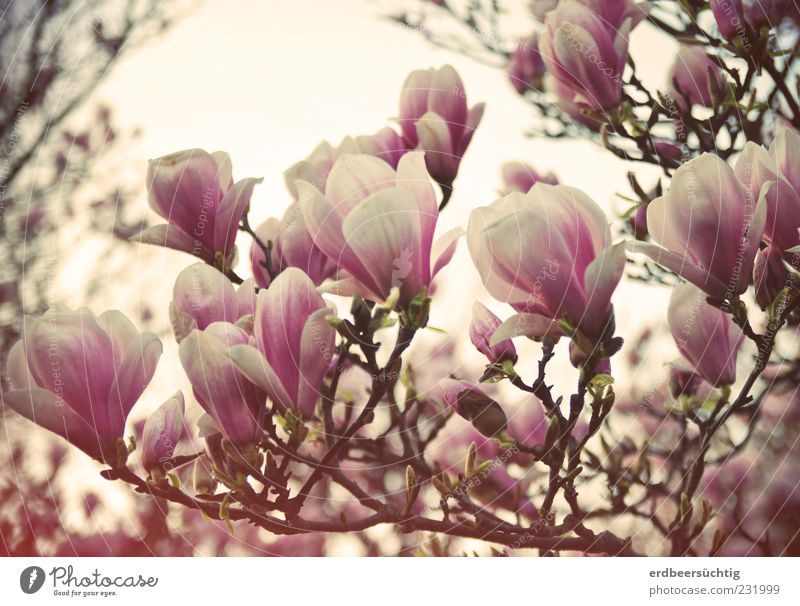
762;129;800;258
470;302;517;364
179;322;267;446
569;341;612;373
284;139;352;199
746;0;791;29
5;306;162;464
545;74;602;130
296;152;462;307
508;34;546;94
354;127;407;169
137;149;262;270
753;245;788;308
653;140;685;164
397;65;485;187
141;392;185;474
574;0;650;30
667;46;728;109
710;0;747;41
228;268;336;419
630;202;649;240
628;153;767;301
500;161;558;193
250;204;337;288
283;128;406;200
436;378;508;438
170;263;256;342
539;1;639;113
668;364;705;400
468;184;627;343
668;282;744;387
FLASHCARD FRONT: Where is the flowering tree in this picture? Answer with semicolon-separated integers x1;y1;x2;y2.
4;0;800;556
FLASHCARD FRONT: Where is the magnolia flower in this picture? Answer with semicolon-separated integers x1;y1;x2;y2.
545;74;602;130
630;202;649;240
628;153;767;301
250;205;337;288
141;392;185;475
397;65;485;187
569;341;612;373
710;0;747;42
297;152;462;307
179;322;267;446
170;263;256;342
668;283;744;387
746;0;791;29
229;268;336;420
653;140;685;164
468;184;627;343
436;378;509;438
539;1;638;112
470;302;518;364
354;127;407;169
666;46;728;109
763;129;800;257
5;306;162;463
137;149;262;270
575;0;650;30
284;140;353;199
668;364;705;400
508;34;546;94
284;128;406;200
501;161;558;193
772;126;800;191
753;245;788;308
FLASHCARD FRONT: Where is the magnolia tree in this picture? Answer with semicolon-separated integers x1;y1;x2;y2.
5;0;800;556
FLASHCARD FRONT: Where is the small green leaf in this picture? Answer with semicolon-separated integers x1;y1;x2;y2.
590;373;615;387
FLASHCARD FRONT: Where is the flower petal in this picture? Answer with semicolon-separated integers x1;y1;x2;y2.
213;176;263;257
490;313;564;346
431;226;464;278
132;224;201;258
324;154;397;213
581;242;627;335
228;343;293;414
107;331;163;434
4;387;103;460
297;180;382;296
626;241;728;299
296;307;336;418
341;187;425;303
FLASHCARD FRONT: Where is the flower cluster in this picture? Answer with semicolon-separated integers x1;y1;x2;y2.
8;0;800;556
